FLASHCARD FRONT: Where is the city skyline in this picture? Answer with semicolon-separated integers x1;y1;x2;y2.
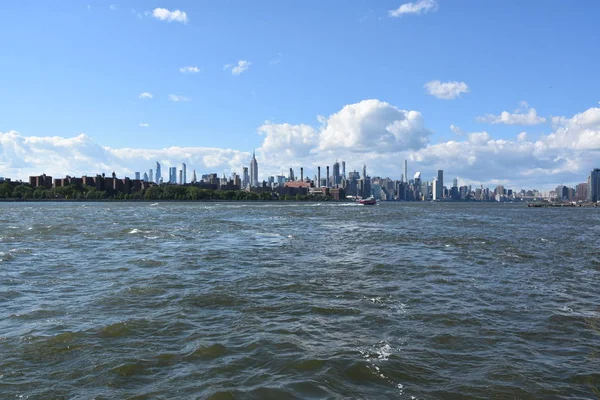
1;1;600;189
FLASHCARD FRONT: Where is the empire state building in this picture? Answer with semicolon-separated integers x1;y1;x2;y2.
250;151;258;187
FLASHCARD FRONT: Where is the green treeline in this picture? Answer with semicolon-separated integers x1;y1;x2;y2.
0;182;334;202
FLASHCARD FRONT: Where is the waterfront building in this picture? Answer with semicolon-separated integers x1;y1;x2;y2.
587;168;600;202
192;170;197;184
250;151;258;187
342;161;346;179
169;167;177;184
575;183;588;201
432;178;439;200
182;163;187;185
436;170;444;199
155;162;161;185
242;167;249;189
179;170;183;185
333;161;340;186
404;160;408;184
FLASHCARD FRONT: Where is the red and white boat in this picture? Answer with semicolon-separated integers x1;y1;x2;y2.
358;196;377;205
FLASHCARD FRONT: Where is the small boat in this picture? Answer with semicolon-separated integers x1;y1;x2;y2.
359;196;377;205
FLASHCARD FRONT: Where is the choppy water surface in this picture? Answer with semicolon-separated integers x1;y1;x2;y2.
1;202;599;399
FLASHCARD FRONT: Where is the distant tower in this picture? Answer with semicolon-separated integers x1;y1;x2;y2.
437;170;444;199
179;170;183;185
403;160;408;184
333;161;340;186
135;172;140;180
149;169;153;183
326;166;330;187
289;167;294;181
242;167;249;188
342;161;346;179
362;164;367;180
317;166;321;187
250;151;258;187
155;162;161;184
143;172;149;182
181;163;187;185
169;167;177;184
300;167;304;181
192;169;197;184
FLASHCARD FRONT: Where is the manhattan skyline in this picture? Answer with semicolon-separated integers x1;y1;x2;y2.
1;1;600;190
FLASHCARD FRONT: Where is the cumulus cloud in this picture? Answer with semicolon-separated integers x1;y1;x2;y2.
224;60;251;76
317;99;430;152
4;103;600;190
179;66;200;73
258;122;317;159
477;102;547;125
139;92;153;99
0;131;249;181
168;94;190;102
151;8;188;23
425;80;469;100
389;0;438;17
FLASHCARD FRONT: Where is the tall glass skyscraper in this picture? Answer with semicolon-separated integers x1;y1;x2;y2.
155;162;161;184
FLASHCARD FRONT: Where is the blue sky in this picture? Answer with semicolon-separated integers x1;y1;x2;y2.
1;0;600;189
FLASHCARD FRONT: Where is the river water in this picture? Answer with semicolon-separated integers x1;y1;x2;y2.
0;202;598;399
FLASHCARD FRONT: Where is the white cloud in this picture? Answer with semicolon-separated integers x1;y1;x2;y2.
317;99;430;152
139;123;150;128
425;80;469;100
168;94;190;102
450;124;465;135
0;131;248;181
179;66;200;73
139;92;153;99
224;60;251;76
258;122;317;159
389;0;438;17
477;103;547;125
4;104;600;190
109;4;117;11
151;8;188;23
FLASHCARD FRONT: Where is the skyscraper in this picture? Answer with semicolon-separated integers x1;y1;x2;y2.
342;161;346;179
403;160;408;184
242;167;249;188
143;172;148;182
317;166;321;187
179;170;183;185
192;169;197;184
155;162;161;184
587;168;600;202
169;167;177;184
333;161;340;186
432;178;439;200
363;164;367;181
436;170;444;199
135;172;140;180
250;151;258;187
181;163;186;185
149;169;153;183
